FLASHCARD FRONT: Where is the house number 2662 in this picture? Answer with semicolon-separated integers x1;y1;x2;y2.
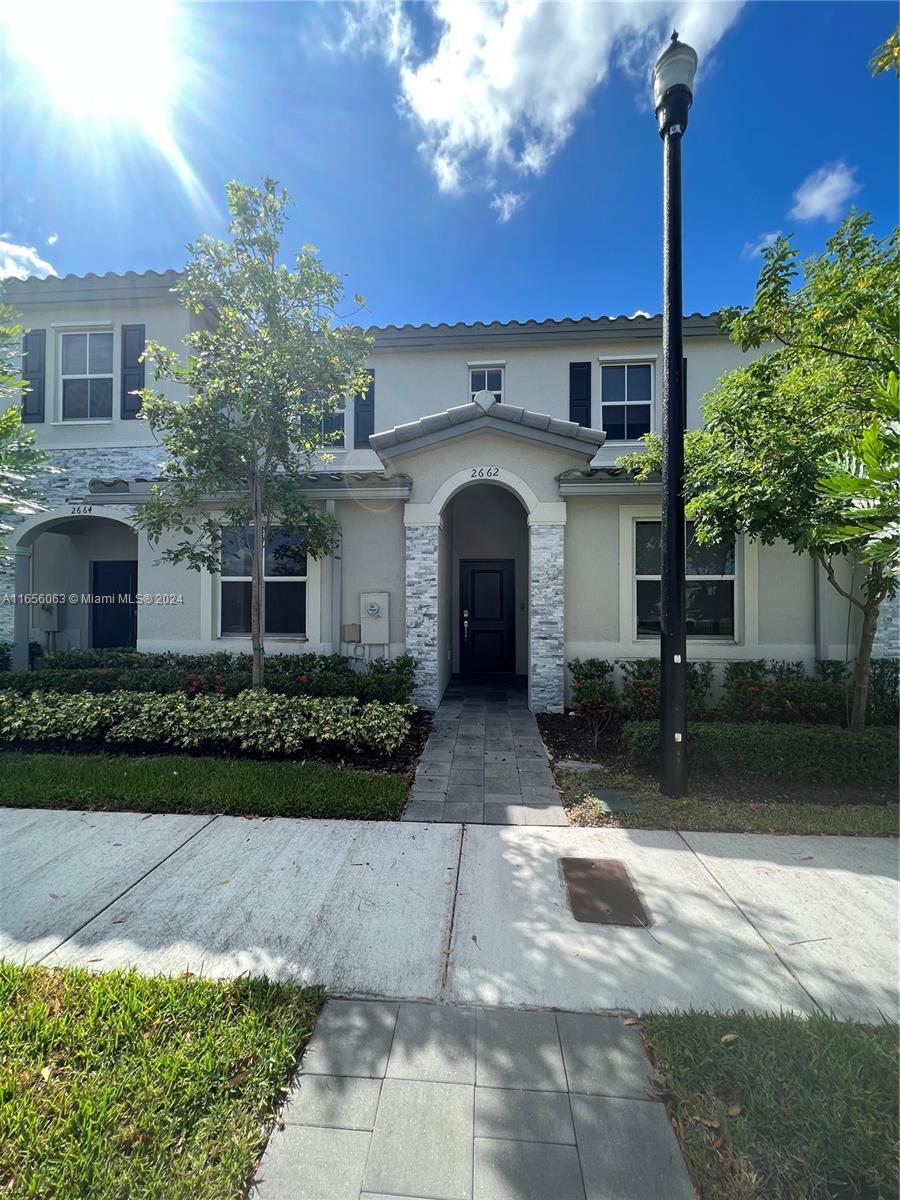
470;466;500;478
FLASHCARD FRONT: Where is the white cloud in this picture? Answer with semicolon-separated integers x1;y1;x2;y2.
0;239;58;280
741;229;781;260
631;309;652;318
491;191;527;223
47;233;59;245
790;162;861;222
338;1;745;198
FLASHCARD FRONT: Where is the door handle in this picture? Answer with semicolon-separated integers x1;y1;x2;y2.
463;618;469;639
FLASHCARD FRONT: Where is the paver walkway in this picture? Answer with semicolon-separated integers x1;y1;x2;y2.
252;998;693;1200
405;680;568;825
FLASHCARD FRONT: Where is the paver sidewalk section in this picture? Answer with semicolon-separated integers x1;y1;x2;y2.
252;999;693;1200
406;680;568;826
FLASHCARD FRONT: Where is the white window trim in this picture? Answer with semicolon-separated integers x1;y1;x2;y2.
598;358;656;445
217;530;310;640
469;363;504;404
59;328;115;422
617;504;758;649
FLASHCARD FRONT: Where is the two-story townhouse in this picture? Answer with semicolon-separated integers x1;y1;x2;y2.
3;269;891;710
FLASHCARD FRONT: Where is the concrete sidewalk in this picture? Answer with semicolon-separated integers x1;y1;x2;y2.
3;807;897;1021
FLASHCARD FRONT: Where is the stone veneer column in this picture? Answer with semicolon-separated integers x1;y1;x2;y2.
528;522;565;713
405;521;441;709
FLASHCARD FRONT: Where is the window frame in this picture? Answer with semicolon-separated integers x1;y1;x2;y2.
598;357;655;443
468;363;504;405
217;526;309;640
617;505;748;648
319;403;346;450
633;518;737;641
59;328;115;422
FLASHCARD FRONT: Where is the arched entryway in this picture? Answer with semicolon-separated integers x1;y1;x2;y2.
442;482;528;682
10;508;139;668
403;467;567;713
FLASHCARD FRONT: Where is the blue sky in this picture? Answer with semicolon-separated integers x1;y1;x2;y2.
1;1;896;327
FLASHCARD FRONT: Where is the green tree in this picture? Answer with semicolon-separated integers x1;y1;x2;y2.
1;301;49;551
622;212;899;730
819;368;900;573
869;25;899;76
135;179;372;685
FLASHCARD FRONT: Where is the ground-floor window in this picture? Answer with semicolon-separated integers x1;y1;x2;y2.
219;527;307;637
635;520;735;638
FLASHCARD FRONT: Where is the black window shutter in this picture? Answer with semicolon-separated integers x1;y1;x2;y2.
568;361;591;426
121;324;145;418
682;356;687;429
354;370;375;448
21;330;45;423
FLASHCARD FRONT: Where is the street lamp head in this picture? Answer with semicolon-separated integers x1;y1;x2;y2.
652;30;698;136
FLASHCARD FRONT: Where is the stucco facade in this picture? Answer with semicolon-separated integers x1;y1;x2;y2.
2;270;893;707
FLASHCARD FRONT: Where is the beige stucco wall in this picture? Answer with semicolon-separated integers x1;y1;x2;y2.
367;334;761;453
564;496;621;645
400;429;590;507
10;294;192;452
336;497;406;656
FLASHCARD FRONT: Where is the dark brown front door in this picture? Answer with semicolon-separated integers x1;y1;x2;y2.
460;559;515;674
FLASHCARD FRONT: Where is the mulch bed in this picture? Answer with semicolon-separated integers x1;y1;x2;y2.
536;711;624;766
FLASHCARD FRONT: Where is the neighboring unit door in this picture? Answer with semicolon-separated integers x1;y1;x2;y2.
91;560;138;648
460;559;515;674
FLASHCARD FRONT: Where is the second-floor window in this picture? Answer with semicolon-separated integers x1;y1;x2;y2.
470;366;503;404
321;404;345;449
61;330;113;420
601;362;652;441
219;526;307;637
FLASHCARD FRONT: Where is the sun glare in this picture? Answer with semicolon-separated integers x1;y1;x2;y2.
3;0;212;211
6;1;179;133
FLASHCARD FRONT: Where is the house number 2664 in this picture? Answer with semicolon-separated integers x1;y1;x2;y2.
470;466;500;478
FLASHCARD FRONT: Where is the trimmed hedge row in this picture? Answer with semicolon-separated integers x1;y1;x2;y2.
623;721;898;787
568;657;899;727
0;689;413;756
1;651;417;705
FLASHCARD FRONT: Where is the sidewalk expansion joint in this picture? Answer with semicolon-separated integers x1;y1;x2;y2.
439;822;467;994
674;830;825;1016
36;814;221;965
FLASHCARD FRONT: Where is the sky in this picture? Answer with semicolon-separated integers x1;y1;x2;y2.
0;0;896;328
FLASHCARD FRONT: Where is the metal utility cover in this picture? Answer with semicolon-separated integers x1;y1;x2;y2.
561;857;651;927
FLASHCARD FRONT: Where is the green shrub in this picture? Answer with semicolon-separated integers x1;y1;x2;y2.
570;678;619;748
725;658;897;727
617;659;714;719
0;642;9;673
567;658;614;683
0;689;413;756
5;651;418;705
624;721;897;787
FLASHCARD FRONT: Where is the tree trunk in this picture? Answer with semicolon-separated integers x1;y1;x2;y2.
849;593;880;732
250;486;265;688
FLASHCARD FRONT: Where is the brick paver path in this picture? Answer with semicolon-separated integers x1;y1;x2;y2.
252;999;694;1200
404;681;568;825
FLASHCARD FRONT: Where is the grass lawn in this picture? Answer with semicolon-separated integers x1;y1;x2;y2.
642;1010;898;1200
0;751;407;820
0;963;324;1200
558;769;898;837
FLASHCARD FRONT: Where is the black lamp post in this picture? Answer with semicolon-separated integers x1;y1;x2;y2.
652;31;697;797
